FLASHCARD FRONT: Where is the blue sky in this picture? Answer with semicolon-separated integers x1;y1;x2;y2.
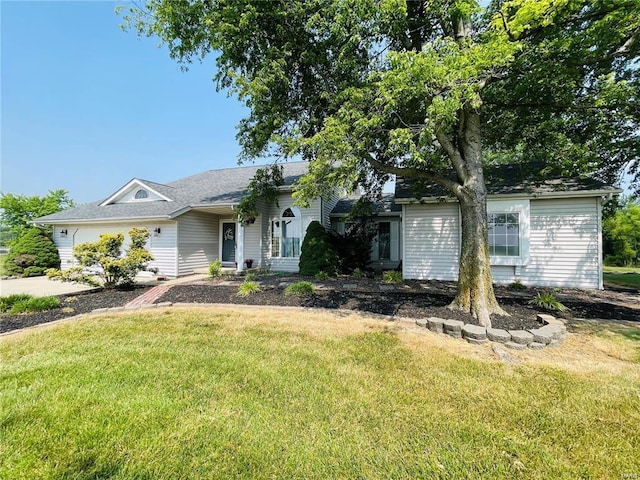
2;1;253;204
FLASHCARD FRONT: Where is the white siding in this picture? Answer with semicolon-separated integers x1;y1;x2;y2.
242;218;262;267
321;191;341;229
403;203;460;280
521;198;601;288
177;211;219;276
54;222;178;277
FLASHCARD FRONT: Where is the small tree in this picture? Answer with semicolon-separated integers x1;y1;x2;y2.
50;227;154;289
604;200;640;267
4;228;60;276
299;221;339;276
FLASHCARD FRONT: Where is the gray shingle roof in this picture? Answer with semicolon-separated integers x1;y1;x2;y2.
35;162;309;223
331;194;401;215
395;162;619;200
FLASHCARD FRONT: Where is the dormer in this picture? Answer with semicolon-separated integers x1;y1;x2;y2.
99;179;173;206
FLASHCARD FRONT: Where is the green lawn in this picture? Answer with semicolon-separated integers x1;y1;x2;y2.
604;265;640;289
1;307;639;479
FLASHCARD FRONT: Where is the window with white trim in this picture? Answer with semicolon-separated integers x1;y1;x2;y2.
271;207;302;257
485;198;531;268
134;189;148;199
488;213;520;256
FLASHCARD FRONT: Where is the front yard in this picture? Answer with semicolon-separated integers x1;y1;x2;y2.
1;307;639;479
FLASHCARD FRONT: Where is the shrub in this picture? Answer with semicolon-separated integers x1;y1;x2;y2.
352;268;364;279
244;272;257;281
330;201;378;273
4;228;60;276
208;259;223;278
382;270;402;284
47;228;153;289
299;221;340;276
284;281;315;296
46;267;101;287
508;281;527;291
0;294;60;314
0;294;32;313
237;280;261;297
529;291;569;312
23;266;46;277
315;271;328;281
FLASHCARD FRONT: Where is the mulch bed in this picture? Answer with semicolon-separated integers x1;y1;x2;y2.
2;275;638;334
0;286;151;334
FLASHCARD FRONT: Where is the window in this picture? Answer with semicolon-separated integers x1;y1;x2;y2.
378;222;391;260
134;189;148;200
272;207;301;258
488;213;520;256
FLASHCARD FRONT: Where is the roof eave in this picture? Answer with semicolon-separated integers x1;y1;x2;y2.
33;215;174;225
395;188;623;204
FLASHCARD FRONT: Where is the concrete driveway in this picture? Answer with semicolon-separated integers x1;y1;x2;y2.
0;274;208;298
0;276;99;297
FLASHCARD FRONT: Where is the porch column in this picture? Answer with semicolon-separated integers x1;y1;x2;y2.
236;221;244;273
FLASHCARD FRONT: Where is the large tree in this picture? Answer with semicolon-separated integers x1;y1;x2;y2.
0;190;74;238
123;0;639;326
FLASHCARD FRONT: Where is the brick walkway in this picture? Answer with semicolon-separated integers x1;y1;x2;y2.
124;284;173;308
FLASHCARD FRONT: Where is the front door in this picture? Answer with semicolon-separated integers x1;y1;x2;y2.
221;222;236;264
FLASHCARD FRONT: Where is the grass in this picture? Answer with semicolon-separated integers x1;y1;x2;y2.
1;307;639;479
604;265;640;289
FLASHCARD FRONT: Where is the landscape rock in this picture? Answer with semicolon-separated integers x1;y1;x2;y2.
528;342;546;350
465;337;488;345
427;317;445;334
415;318;428;328
486;328;511;343
443;319;464;338
492;344;518;363
505;341;527;350
529;328;553;345
508;330;534;345
462;324;487;340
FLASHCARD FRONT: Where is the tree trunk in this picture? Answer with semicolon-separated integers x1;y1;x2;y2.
449;189;508;328
447;108;508;328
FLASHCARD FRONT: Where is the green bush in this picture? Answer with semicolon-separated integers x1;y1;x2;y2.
0;294;32;313
299;221;339;276
284;281;315;296
208;259;223;278
314;271;329;281
508;281;527;291
23;266;46;277
47;228;153;289
382;270;403;284
352;268;364;279
0;294;60;314
237;281;261;297
244;272;257;281
4;228;60;276
46;267;101;287
529;291;568;312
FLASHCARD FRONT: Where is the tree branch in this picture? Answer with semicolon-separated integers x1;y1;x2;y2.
365;154;463;197
435;128;467;183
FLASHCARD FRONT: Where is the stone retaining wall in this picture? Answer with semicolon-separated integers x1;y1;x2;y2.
415;313;567;349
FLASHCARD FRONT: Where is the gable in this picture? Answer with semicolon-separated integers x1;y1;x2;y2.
99;179;174;206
